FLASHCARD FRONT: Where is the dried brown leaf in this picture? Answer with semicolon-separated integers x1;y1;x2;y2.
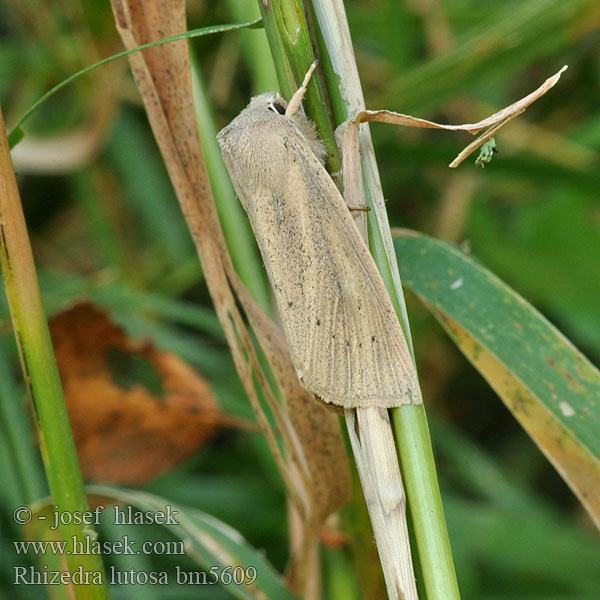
50;302;225;485
353;65;567;167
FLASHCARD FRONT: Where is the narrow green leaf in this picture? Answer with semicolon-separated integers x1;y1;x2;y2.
86;487;298;600
8;19;262;148
393;229;600;528
190;54;271;312
1;106;110;599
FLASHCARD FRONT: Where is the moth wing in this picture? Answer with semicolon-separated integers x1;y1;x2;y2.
256;151;418;407
219;113;420;408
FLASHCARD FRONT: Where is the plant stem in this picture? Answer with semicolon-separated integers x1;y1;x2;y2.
260;0;461;597
311;2;460;597
0;103;110;599
259;0;341;174
393;406;461;599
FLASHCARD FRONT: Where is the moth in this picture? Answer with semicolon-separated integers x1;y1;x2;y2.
217;70;421;409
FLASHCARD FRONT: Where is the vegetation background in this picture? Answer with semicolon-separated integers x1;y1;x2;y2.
0;0;599;599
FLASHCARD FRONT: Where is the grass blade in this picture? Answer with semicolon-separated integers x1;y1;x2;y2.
394;229;600;528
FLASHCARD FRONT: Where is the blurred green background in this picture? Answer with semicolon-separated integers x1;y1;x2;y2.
0;1;599;598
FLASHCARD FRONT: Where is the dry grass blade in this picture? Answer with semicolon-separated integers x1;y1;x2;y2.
353;65;567;167
108;1;349;595
346;408;417;600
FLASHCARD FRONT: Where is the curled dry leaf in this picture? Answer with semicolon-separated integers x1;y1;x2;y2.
50;302;227;486
353;65;567;167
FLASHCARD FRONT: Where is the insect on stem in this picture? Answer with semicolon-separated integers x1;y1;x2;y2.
286;60;319;118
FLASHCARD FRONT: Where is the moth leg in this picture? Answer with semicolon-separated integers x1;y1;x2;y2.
347;205;371;212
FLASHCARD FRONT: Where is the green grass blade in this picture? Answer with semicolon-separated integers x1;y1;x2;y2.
393;229;600;528
8;19;262;148
0;338;45;507
87;486;298;600
225;0;279;93
0;108;110;597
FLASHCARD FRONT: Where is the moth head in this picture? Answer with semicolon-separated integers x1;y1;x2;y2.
247;93;288;115
246;92;326;165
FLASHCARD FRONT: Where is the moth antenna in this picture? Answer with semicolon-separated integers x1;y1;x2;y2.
286;60;319;117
